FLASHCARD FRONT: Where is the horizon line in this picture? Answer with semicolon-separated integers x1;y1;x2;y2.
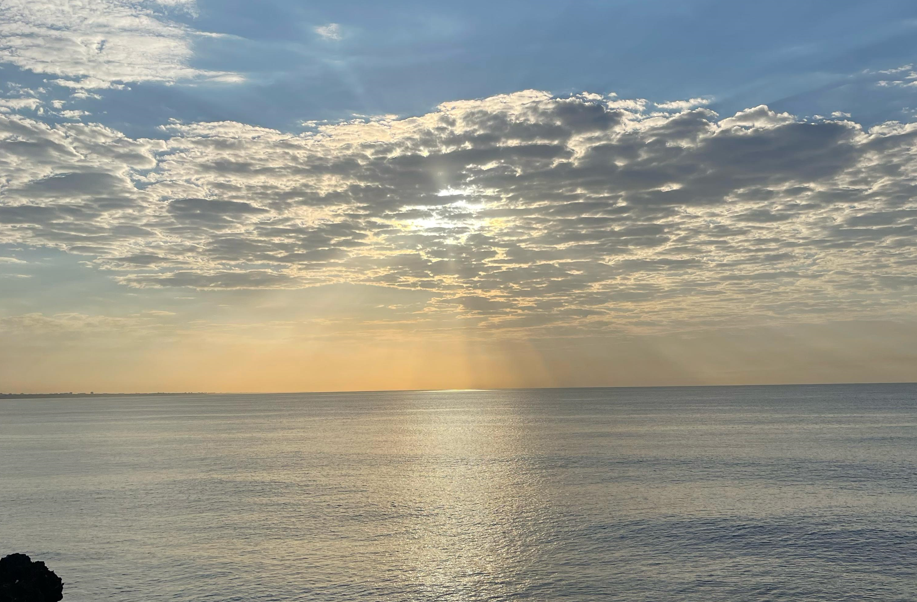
3;380;917;399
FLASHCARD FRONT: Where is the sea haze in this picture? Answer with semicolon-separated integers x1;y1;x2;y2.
2;384;916;601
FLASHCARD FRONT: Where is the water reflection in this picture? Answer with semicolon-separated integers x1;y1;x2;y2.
362;392;554;599
2;386;917;600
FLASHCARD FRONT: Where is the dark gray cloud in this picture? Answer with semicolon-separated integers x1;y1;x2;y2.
167;198;269;228
122;270;300;289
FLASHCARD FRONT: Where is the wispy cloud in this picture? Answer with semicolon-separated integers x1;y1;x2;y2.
865;63;917;89
314;23;343;41
0;0;241;89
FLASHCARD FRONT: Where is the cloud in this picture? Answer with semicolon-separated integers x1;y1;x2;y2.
314;23;342;41
0;97;43;112
655;97;712;111
0;311;165;337
875;64;917;85
2;90;917;333
121;270;301;289
0;0;241;89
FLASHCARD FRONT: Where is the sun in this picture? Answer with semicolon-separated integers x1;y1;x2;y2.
402;188;489;235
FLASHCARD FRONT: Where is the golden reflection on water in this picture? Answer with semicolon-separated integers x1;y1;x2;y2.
371;393;552;599
7;387;917;600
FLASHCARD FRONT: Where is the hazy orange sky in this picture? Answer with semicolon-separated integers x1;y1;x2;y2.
3;1;917;392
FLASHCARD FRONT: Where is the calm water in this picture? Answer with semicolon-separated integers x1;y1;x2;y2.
2;385;917;601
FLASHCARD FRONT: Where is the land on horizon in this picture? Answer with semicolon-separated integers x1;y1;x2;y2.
4;381;917;400
0;392;205;399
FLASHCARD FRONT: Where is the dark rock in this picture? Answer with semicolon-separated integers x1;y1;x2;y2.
0;554;63;602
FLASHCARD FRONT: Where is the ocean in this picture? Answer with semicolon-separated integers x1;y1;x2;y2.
2;385;916;601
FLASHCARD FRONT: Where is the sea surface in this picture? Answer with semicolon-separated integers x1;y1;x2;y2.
2;385;917;601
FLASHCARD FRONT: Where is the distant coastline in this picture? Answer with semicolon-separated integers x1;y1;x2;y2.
0;392;204;399
2;382;916;400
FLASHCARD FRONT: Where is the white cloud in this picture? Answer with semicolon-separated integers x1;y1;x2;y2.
0;0;241;89
655;97;712;111
0;97;42;112
2;91;917;334
314;23;342;41
870;63;917;89
58;109;91;119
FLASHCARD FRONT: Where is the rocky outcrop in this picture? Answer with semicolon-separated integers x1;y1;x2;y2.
0;554;63;602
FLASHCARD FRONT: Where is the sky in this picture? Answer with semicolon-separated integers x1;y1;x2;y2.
2;0;917;392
